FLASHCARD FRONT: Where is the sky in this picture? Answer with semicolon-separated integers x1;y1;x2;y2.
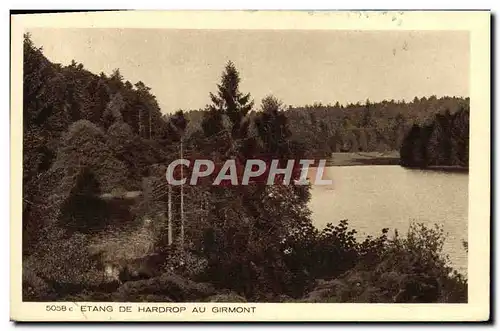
29;29;469;114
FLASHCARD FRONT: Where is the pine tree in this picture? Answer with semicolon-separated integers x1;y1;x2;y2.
362;98;372;127
208;61;254;139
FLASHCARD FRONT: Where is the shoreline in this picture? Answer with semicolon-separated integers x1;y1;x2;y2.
403;165;469;173
309;152;468;172
315;151;401;167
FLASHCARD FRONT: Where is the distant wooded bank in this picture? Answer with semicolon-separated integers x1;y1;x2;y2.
400;108;469;170
183;96;470;161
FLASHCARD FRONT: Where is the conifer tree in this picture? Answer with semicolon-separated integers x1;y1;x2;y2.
208;61;254;138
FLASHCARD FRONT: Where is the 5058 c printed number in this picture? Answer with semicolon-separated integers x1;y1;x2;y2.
46;305;72;312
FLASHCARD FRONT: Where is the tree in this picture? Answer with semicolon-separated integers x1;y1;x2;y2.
400;124;423;167
133;81;158;139
106;121;146;183
166;110;188;142
102;93;125;128
432;111;453;165
255;95;292;160
362;98;372;127
450;106;469;167
109;68;124;92
52;120;128;193
400;106;468;169
209;61;254;138
358;129;369;152
201;107;225;139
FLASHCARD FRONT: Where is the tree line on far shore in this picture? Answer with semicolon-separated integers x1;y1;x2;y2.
400;106;469;169
183;96;469;158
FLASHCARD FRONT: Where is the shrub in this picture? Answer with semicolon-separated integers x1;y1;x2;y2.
23;227;109;300
113;272;216;302
303;222;467;303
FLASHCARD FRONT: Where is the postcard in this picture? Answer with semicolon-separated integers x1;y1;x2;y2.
10;10;490;322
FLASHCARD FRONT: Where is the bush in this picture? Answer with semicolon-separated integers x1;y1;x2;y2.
374;223;467;302
301;222;467;303
23;215;466;303
281;219;389;298
22;266;56;301
113;272;216;302
23;227;109;300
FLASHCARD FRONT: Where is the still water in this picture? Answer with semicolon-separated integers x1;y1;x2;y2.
309;165;468;275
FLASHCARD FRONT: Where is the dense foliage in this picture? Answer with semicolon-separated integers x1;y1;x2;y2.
285;97;469;157
184;96;469;157
22;34;467;303
400;106;469;168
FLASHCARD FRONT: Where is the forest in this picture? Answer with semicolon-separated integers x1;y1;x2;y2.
182;95;469;158
22;34;468;303
400;108;469;169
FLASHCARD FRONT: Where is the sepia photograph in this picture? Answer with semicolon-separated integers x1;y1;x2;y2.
10;10;490;322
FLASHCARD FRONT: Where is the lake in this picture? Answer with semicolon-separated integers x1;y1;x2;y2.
309;165;468;275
